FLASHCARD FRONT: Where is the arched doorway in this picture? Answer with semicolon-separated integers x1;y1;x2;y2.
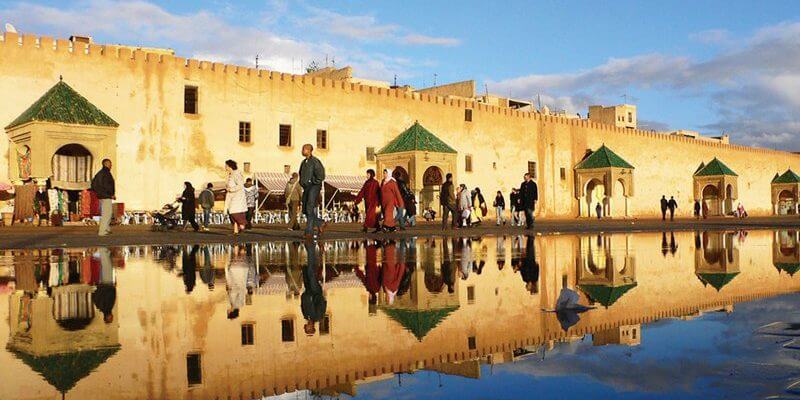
702;185;720;216
778;190;797;215
585;179;606;218
725;184;734;215
420;166;443;216
52;144;93;187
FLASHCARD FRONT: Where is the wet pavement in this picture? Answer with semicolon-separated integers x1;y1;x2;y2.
2;229;800;399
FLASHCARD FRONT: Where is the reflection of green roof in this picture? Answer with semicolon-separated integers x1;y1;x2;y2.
694;158;737;177
775;262;800;276
578;283;637;308
772;169;800;184
575;145;634;170
10;346;120;393
381;306;459;341
377;122;457;154
5;80;119;130
696;272;739;291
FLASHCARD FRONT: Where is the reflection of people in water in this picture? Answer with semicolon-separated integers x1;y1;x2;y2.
381;241;406;305
182;245;199;294
661;232;669;258
518;236;539;294
92;247;116;324
355;241;382;313
457;238;472;280
442;239;456;294
285;242;303;297
226;244;250;319
302;241;327;335
396;240;414;297
670;232;678;255
200;246;215;291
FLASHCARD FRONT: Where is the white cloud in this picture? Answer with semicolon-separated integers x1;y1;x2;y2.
299;5;460;47
488;21;800;151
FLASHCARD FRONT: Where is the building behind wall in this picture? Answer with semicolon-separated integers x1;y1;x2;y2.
1;30;799;217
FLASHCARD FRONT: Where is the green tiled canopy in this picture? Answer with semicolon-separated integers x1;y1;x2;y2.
772;169;800;184
377;122;457;155
11;346;120;394
775;262;800;276
575;145;634;170
5;80;119;130
694;158;737;177
696;272;739;291
381;306;459;341
578;283;637;308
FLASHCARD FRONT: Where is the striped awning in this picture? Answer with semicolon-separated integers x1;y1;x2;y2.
325;174;364;193
253;172;291;194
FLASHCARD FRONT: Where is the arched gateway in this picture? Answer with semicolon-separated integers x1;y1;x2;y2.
693;158;738;216
375;122;457;215
574;145;634;218
771;169;800;215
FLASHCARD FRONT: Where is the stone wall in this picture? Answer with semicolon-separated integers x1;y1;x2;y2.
1;32;799;215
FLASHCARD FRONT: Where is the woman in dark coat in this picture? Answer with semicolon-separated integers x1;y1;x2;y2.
179;182;200;231
354;169;381;233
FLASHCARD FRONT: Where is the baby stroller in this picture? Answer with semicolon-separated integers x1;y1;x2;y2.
151;201;181;232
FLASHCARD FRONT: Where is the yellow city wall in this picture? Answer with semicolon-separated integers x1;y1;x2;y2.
1;32;799;215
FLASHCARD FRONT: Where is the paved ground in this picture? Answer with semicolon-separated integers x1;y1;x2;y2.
2;216;800;249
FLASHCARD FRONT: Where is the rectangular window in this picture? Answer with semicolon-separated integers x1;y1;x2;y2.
528;161;537;179
320;314;331;335
238;121;251;143
243;162;251;174
281;318;295;342
186;353;202;385
366;147;376;161
184;86;198;114
560;167;566;180
279;124;292;147
467;286;475;304
241;323;254;345
465;108;473;122
628;112;632;123
468;336;477;350
465;155;473;172
316;129;328;150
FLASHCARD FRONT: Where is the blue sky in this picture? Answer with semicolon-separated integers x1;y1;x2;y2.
2;0;800;149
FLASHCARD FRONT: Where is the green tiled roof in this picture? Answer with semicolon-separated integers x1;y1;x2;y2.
575;145;634;170
775;262;800;276
377;122;457;154
381;306;459;341
11;346;120;394
578;283;637;308
772;169;800;184
5;80;119;130
694;158;737;177
696;272;739;291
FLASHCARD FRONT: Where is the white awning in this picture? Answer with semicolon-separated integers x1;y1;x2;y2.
325;174;364;193
253;172;291;194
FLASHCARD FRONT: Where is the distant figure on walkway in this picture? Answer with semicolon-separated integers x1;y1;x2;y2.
224;160;248;235
354;169;380;233
472;187;487;225
401;177;417;228
380;168;405;232
299;144;326;239
458;184;472;227
284;172;302;231
693;200;701;219
244;178;258;229
660;195;668;221
595;202;602;219
701;200;709;219
198;183;214;231
91;158;115;236
394;172;412;230
510;188;523;226
178;182;200;232
736;202;748;218
520;173;538;230
668;196;678;221
493;190;507;226
440;173;457;230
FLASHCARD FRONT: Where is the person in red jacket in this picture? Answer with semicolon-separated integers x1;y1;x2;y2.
354;169;381;233
380;168;405;232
